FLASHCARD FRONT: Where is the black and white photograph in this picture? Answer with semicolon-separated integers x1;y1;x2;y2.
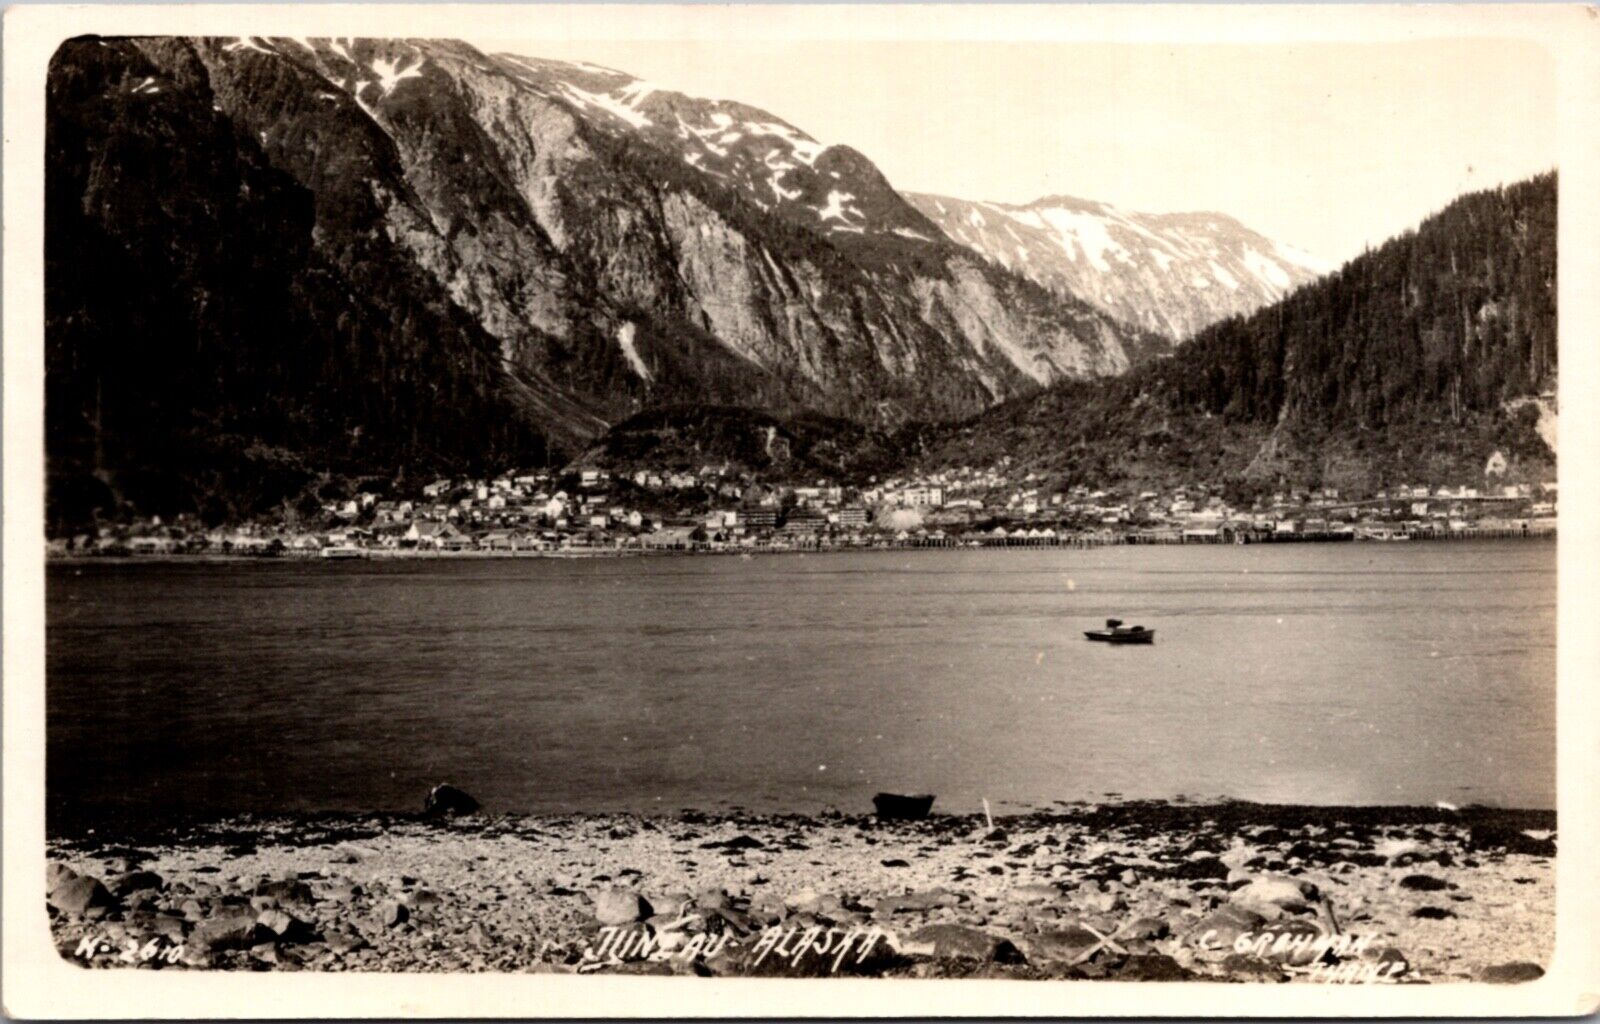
4;3;1599;1017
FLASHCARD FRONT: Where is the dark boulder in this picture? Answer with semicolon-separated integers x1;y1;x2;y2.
423;783;480;817
1397;873;1450;892
109;870;165;897
378;900;409;928
253;877;314;905
1220;952;1289;982
1169;856;1229;881
189;914;261;951
699;834;764;852
1467;824;1555;857
1476;961;1545;983
905;924;1025;964
255;908;313;941
872;793;935;821
1110;953;1197;981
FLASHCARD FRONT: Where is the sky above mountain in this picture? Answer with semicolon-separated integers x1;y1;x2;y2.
470;35;1554;266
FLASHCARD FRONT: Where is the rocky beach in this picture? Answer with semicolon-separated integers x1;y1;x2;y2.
46;799;1554;983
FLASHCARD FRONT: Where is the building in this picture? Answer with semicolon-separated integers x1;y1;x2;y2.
743;508;779;530
407;521;469;550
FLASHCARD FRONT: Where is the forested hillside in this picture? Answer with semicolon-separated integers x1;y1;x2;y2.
46;39;550;532
918;174;1558;496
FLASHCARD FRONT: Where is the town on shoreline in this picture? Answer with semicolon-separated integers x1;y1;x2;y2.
50;462;1559;560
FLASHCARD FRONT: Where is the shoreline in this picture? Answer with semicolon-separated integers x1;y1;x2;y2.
45;529;1558;566
46;800;1556;982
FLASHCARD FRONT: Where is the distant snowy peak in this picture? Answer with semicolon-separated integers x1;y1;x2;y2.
907;192;1332;340
490;53;941;240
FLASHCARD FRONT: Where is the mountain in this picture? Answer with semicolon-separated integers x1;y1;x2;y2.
906;192;1329;340
914;174;1558;497
45;36;1169;528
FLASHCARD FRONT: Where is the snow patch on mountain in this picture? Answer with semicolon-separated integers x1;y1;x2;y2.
616;322;651;382
371;55;424;96
909;191;1329;340
559;83;653;128
818;190;857;223
223;37;276;56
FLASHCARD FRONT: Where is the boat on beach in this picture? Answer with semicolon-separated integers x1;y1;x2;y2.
1084;618;1155;644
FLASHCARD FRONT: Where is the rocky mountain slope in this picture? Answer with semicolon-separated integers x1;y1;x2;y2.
915;174;1558;496
46;36;1170;526
907;192;1328;340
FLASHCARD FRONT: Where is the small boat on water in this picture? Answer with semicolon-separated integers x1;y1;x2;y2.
1084;618;1155;644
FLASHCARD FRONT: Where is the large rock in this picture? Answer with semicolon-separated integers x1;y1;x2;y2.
46;862;80;895
1219;952;1289;982
1230;874;1320;913
1475;961;1545;984
1187;904;1268;950
782;888;822;915
1468;824;1555;858
1024;925;1109;963
189;914;261;951
378;899;409;928
1110;953;1197;981
422;782;480;818
256;908;311;941
253;877;314;905
872;793;935;821
1121;916;1171;941
904;924;1025;964
324;929;368;955
48;874;115;917
109;870;165;897
1006;882;1064;905
593;888;652;926
873;889;962;915
1397;873;1450;892
1169;856;1229;880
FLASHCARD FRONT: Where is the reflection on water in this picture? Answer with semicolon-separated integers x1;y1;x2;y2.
47;542;1555;826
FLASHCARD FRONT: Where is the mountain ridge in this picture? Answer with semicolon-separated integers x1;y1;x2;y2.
911;173;1557;497
906;191;1328;340
45;35;1169;527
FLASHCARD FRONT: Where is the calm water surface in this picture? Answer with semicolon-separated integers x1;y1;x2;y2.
47;542;1556;825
